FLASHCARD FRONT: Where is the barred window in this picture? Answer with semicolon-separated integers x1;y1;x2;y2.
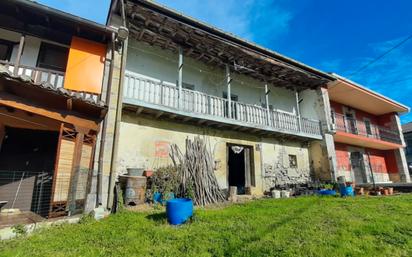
289;154;297;168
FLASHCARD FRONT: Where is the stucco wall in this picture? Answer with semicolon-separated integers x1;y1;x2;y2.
261;139;311;190
117;111;313;195
126;40;298;114
330;101;397;130
117;111;263;194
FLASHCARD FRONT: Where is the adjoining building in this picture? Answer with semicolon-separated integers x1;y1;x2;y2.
0;0;123;224
105;0;336;203
322;74;410;184
402;122;412;174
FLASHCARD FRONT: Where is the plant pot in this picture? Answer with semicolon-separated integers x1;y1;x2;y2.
388;187;394;195
271;190;281;199
355;187;364;195
383;189;389;196
281;190;290;198
143;170;153;177
127;168;144;176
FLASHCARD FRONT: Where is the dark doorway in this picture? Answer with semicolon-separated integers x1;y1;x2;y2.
0;127;59;217
227;144;254;195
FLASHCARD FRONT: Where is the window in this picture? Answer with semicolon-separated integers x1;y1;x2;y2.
330;108;336;124
176;81;195;90
0;39;14;62
289;154;297;168
261;103;274;110
364;119;372;136
36;42;69;72
344;112;357;134
222;92;238;101
406;139;412;155
182;82;195;90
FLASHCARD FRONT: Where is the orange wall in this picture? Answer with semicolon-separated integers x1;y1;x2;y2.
377;113;395;127
384;150;399;174
64;37;107;94
367;148;388;173
331;101;378;123
331;101;396;131
335;143;351;170
334;142;399;174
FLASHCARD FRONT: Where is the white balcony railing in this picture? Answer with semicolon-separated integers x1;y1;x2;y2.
1;61;65;89
123;72;322;138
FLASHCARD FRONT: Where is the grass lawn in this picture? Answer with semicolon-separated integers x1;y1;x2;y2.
1;195;412;257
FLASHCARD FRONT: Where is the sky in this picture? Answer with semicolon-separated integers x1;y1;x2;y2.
37;0;412;124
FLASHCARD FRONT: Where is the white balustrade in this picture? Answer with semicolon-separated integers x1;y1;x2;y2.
123;72;322;137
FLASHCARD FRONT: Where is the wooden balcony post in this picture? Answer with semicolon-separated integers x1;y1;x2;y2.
295;89;302;132
178;46;183;109
14;34;25;76
265;83;271;126
226;64;232;118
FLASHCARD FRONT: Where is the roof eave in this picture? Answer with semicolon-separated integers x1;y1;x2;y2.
127;0;335;82
14;0;117;36
331;73;410;113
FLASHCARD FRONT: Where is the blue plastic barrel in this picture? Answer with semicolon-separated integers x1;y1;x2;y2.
166;198;193;225
340;185;354;197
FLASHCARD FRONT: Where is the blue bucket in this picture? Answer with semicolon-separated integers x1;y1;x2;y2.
166;198;193;225
340;185;354;197
153;192;162;204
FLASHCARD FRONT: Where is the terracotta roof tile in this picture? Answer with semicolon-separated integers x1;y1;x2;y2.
0;65;105;108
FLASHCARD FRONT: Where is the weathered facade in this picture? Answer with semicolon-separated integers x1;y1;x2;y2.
0;0;121;224
106;0;335;201
320;74;411;184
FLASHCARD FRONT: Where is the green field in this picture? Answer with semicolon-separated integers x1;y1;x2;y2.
1;195;412;257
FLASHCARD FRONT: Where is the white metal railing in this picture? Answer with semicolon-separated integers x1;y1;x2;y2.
1;61;65;89
124;72;322;137
333;112;402;144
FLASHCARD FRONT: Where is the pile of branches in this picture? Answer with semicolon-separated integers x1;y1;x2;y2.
170;137;226;206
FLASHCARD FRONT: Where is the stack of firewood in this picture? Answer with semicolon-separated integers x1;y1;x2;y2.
170;137;226;206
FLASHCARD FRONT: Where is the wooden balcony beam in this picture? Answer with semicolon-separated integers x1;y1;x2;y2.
0;91;99;131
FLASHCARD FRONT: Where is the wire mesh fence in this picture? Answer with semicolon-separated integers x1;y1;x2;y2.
0;169;91;227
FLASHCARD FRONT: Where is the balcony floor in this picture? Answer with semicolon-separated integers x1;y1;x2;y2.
334;131;402;150
123;100;323;141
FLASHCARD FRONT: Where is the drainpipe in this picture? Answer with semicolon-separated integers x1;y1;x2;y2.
107;0;128;210
96;32;116;207
366;151;376;190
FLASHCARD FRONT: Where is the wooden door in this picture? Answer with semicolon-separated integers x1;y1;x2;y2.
244;148;251;188
49;125;95;217
49;125;77;217
350;152;366;183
